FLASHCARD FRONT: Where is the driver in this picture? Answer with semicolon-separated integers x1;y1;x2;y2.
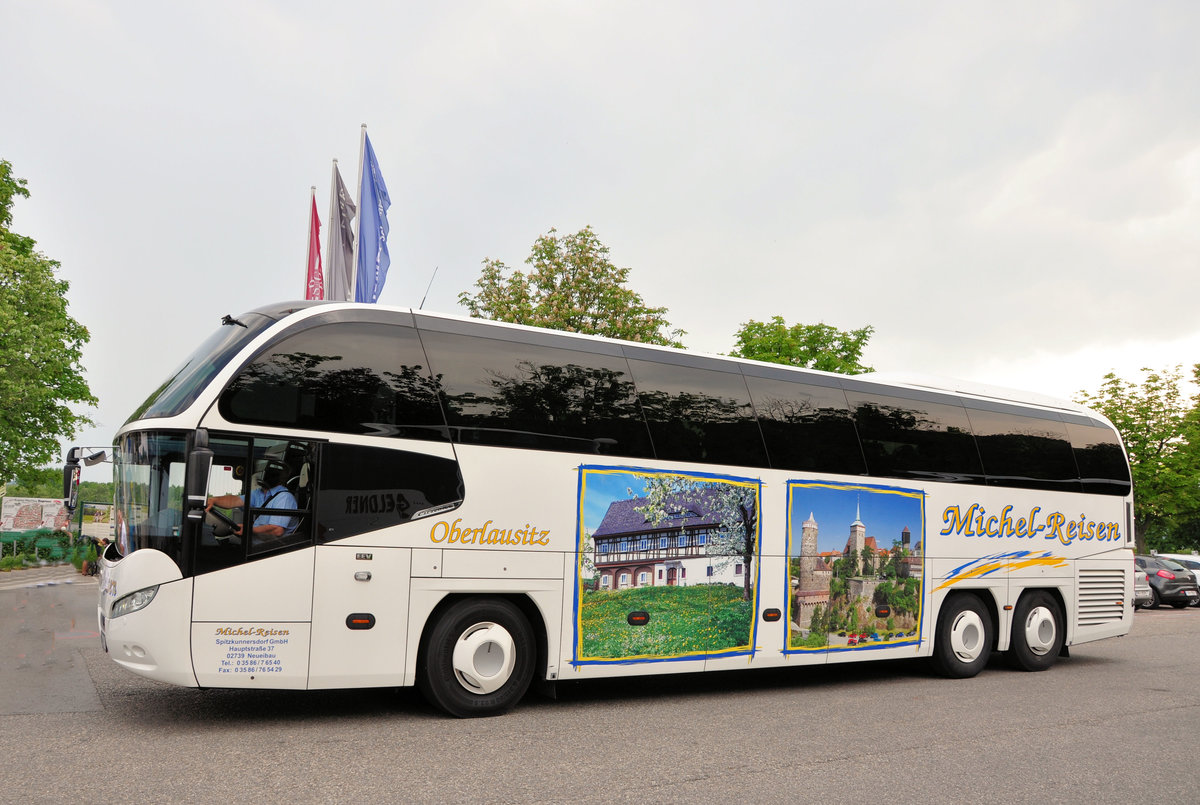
206;461;298;540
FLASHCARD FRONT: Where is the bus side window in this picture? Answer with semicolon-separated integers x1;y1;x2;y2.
965;404;1081;492
420;327;654;458
195;436;318;571
247;439;317;556
316;443;463;542
624;352;769;468
1065;418;1132;496
844;387;984;484
219;321;447;442
743;371;865;475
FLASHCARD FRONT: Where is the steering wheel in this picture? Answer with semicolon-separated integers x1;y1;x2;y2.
205;507;242;538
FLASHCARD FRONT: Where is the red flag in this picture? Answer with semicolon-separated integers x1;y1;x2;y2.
305;189;324;300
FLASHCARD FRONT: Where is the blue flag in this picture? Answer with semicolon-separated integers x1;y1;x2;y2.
355;133;391;303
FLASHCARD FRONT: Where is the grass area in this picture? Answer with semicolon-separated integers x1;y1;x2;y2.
579;583;753;659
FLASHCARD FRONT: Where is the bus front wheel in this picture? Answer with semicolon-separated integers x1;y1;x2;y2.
419;597;535;718
1007;591;1063;671
931;593;993;679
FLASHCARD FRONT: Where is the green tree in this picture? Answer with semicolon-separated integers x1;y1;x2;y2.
808;603;825;637
833;555;853;580
579;530;599;588
0;160;96;486
729;315;874;374
895;578;919;617
846;605;860;634
78;480;114;504
5;466;113;504
824;604;841;633
4;466;61;498
859;546;875;577
830;574;846;600
1075;365;1200;552
459;226;685;347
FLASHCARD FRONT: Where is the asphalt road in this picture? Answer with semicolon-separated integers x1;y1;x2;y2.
1;570;1196;804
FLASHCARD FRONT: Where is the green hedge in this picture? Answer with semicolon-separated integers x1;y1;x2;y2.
0;529;78;567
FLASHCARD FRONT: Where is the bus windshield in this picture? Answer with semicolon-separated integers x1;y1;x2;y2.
127;312;275;423
113;431;187;564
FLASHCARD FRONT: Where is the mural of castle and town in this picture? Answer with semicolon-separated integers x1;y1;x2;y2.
787;481;925;651
575;467;761;663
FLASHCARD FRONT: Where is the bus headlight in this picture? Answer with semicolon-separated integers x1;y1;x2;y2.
111;586;159;618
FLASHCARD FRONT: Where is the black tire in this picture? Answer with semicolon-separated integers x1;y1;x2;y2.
418;597;535;718
1147;588;1160;609
931;593;993;679
1007;591;1064;672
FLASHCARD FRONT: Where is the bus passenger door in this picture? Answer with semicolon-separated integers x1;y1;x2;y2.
190;436;318;689
308;545;411;689
191;549;316;688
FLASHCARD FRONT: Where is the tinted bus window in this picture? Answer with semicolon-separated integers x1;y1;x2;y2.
1066;419;1132;496
195;436;317;574
219;322;447;441
965;406;1081;492
844;389;983;483
317;443;463;541
743;374;866;475
625;355;769;467
419;329;654;458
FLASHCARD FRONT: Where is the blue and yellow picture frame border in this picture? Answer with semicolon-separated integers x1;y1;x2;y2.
784;479;926;655
572;465;763;667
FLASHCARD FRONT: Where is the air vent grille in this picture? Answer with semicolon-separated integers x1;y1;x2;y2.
1077;568;1126;627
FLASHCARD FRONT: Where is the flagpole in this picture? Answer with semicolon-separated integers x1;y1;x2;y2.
304;186;317;299
350;123;367;303
326;160;338;298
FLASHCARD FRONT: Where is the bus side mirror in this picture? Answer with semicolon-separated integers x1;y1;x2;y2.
83;450;108;467
63;448;82;513
185;429;214;522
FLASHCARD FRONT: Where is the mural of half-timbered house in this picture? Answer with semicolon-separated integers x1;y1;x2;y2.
591;493;748;590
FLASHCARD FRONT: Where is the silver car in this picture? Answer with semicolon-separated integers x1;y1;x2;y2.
1133;568;1154;609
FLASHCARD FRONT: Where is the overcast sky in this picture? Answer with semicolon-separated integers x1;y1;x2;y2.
3;1;1199;480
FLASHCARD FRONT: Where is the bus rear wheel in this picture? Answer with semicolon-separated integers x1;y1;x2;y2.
931;593;993;678
1007;591;1063;671
418;597;535;718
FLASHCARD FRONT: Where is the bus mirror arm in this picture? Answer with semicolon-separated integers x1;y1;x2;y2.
185;429;214;522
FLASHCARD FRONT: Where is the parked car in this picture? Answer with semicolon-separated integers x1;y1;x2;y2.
1155;554;1200;606
1134;555;1200;608
1133;569;1154;609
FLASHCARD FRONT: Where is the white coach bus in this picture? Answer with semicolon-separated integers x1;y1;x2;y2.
67;302;1135;717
